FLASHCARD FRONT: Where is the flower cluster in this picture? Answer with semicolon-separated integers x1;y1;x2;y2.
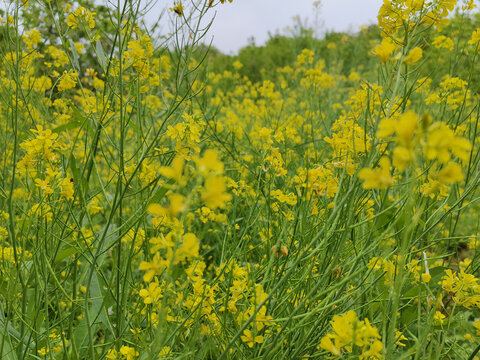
319;311;383;359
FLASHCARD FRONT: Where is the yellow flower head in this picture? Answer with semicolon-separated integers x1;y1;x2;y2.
66;7;96;29
374;37;397;63
403;47;423;65
170;2;184;17
358;157;393;190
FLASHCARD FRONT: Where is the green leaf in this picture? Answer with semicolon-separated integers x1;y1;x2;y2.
54;246;80;263
400;305;418;327
429;266;448;284
149;179;175;205
52;120;81;134
69;38;80;70
72;272;111;356
69;154;80;184
95;40;107;73
0;302;31;359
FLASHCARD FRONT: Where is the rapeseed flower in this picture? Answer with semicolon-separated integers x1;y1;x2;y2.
319;310;382;359
403;47;423;65
358;157;393;189
241;329;264;347
66;7;96;29
374;37;397;62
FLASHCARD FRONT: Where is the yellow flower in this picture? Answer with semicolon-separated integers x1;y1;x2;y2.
233;60;243;70
358;157;393;190
57;70;77;91
376;117;397;138
139;280;163;305
22;29;41;50
432;35;454;51
34;178;54;195
147;203;166;217
396;111;418;145
393;146;414;171
74;42;85;54
469;28;480;50
139;253;168;282
440;269;480;308
319;310;382;359
168;193;186;217
194;149;224;176
395;330;408;346
461;0;476;10
403;47;423;65
159;346;171;358
158;157;185;183
240;329;264;347
374;37;396;63
66;7;96;29
319;335;340;356
434;311;446;324
421;273;432;283
170;2;184;17
474;320;480;336
175;233;200;263
124;35;154;76
202;176;232;209
433;163;464;184
59;177;74;200
119;345;138;360
46;45;69;67
423;122;471;163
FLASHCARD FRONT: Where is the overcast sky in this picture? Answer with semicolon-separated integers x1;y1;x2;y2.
206;0;383;53
143;0;384;54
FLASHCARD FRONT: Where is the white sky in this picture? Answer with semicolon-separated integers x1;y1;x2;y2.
205;0;384;53
142;0;384;54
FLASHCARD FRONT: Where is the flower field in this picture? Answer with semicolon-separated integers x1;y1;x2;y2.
1;0;480;359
